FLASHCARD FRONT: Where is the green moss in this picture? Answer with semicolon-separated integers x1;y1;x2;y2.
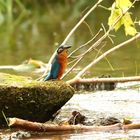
0;73;75;125
0;72;32;86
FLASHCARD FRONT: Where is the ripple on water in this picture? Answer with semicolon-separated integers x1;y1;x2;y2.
55;88;140;139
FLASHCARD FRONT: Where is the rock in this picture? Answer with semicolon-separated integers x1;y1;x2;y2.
57;111;121;126
98;117;121;126
0;73;74;125
68;111;87;125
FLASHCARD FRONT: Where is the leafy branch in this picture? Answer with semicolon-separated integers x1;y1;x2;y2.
63;0;138;80
67;33;140;85
38;0;140;85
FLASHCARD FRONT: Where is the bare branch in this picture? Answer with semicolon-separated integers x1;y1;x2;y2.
93;47;114;71
98;5;110;11
39;0;103;80
8;117;140;132
93;42;107;60
68;58;80;65
68;28;102;58
61;0;103;46
83;21;94;36
93;42;114;71
75;33;140;78
64;0;138;79
67;76;140;85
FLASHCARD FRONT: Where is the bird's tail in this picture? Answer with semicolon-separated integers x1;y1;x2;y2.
44;73;52;81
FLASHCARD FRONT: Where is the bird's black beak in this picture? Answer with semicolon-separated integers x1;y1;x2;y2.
57;45;72;54
63;45;72;49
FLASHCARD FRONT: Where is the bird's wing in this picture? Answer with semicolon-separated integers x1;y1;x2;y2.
50;57;60;79
44;72;51;80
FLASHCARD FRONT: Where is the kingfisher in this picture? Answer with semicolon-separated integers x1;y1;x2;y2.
44;45;71;81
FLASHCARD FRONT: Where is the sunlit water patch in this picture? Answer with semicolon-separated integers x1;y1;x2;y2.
50;87;140;140
60;89;140;121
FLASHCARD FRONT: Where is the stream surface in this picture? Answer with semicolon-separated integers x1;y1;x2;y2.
1;82;140;140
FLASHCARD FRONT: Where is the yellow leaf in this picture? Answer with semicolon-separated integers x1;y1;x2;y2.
108;0;137;36
122;12;137;36
108;9;122;31
122;13;134;26
116;0;132;10
125;25;137;36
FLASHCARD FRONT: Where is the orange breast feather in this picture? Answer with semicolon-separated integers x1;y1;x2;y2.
57;50;68;80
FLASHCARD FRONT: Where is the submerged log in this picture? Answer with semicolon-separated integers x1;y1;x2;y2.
8;118;122;132
9;118;140;132
70;75;116;91
0;73;74;125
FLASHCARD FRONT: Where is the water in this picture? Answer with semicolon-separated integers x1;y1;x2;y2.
1;84;140;139
28;86;140;139
0;1;140;139
61;88;140;121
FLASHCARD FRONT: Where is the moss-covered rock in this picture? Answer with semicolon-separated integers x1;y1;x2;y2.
0;73;74;125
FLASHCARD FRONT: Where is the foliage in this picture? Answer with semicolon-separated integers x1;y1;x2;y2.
0;0;139;67
108;0;137;36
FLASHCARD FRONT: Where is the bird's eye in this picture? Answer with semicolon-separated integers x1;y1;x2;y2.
57;47;64;53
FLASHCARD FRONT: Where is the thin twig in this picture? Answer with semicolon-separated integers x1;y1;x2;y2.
68;58;80;65
93;46;114;71
64;0;137;79
83;21;94;36
75;33;140;78
61;0;103;46
101;23;114;44
93;42;114;71
69;54;84;59
93;42;107;60
68;28;102;58
98;5;109;11
93;43;114;71
67;76;140;85
39;0;103;80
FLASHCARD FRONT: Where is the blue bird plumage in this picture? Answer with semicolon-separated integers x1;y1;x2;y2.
44;56;60;80
44;45;71;81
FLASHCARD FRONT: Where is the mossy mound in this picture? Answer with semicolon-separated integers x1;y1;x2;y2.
0;73;74;125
